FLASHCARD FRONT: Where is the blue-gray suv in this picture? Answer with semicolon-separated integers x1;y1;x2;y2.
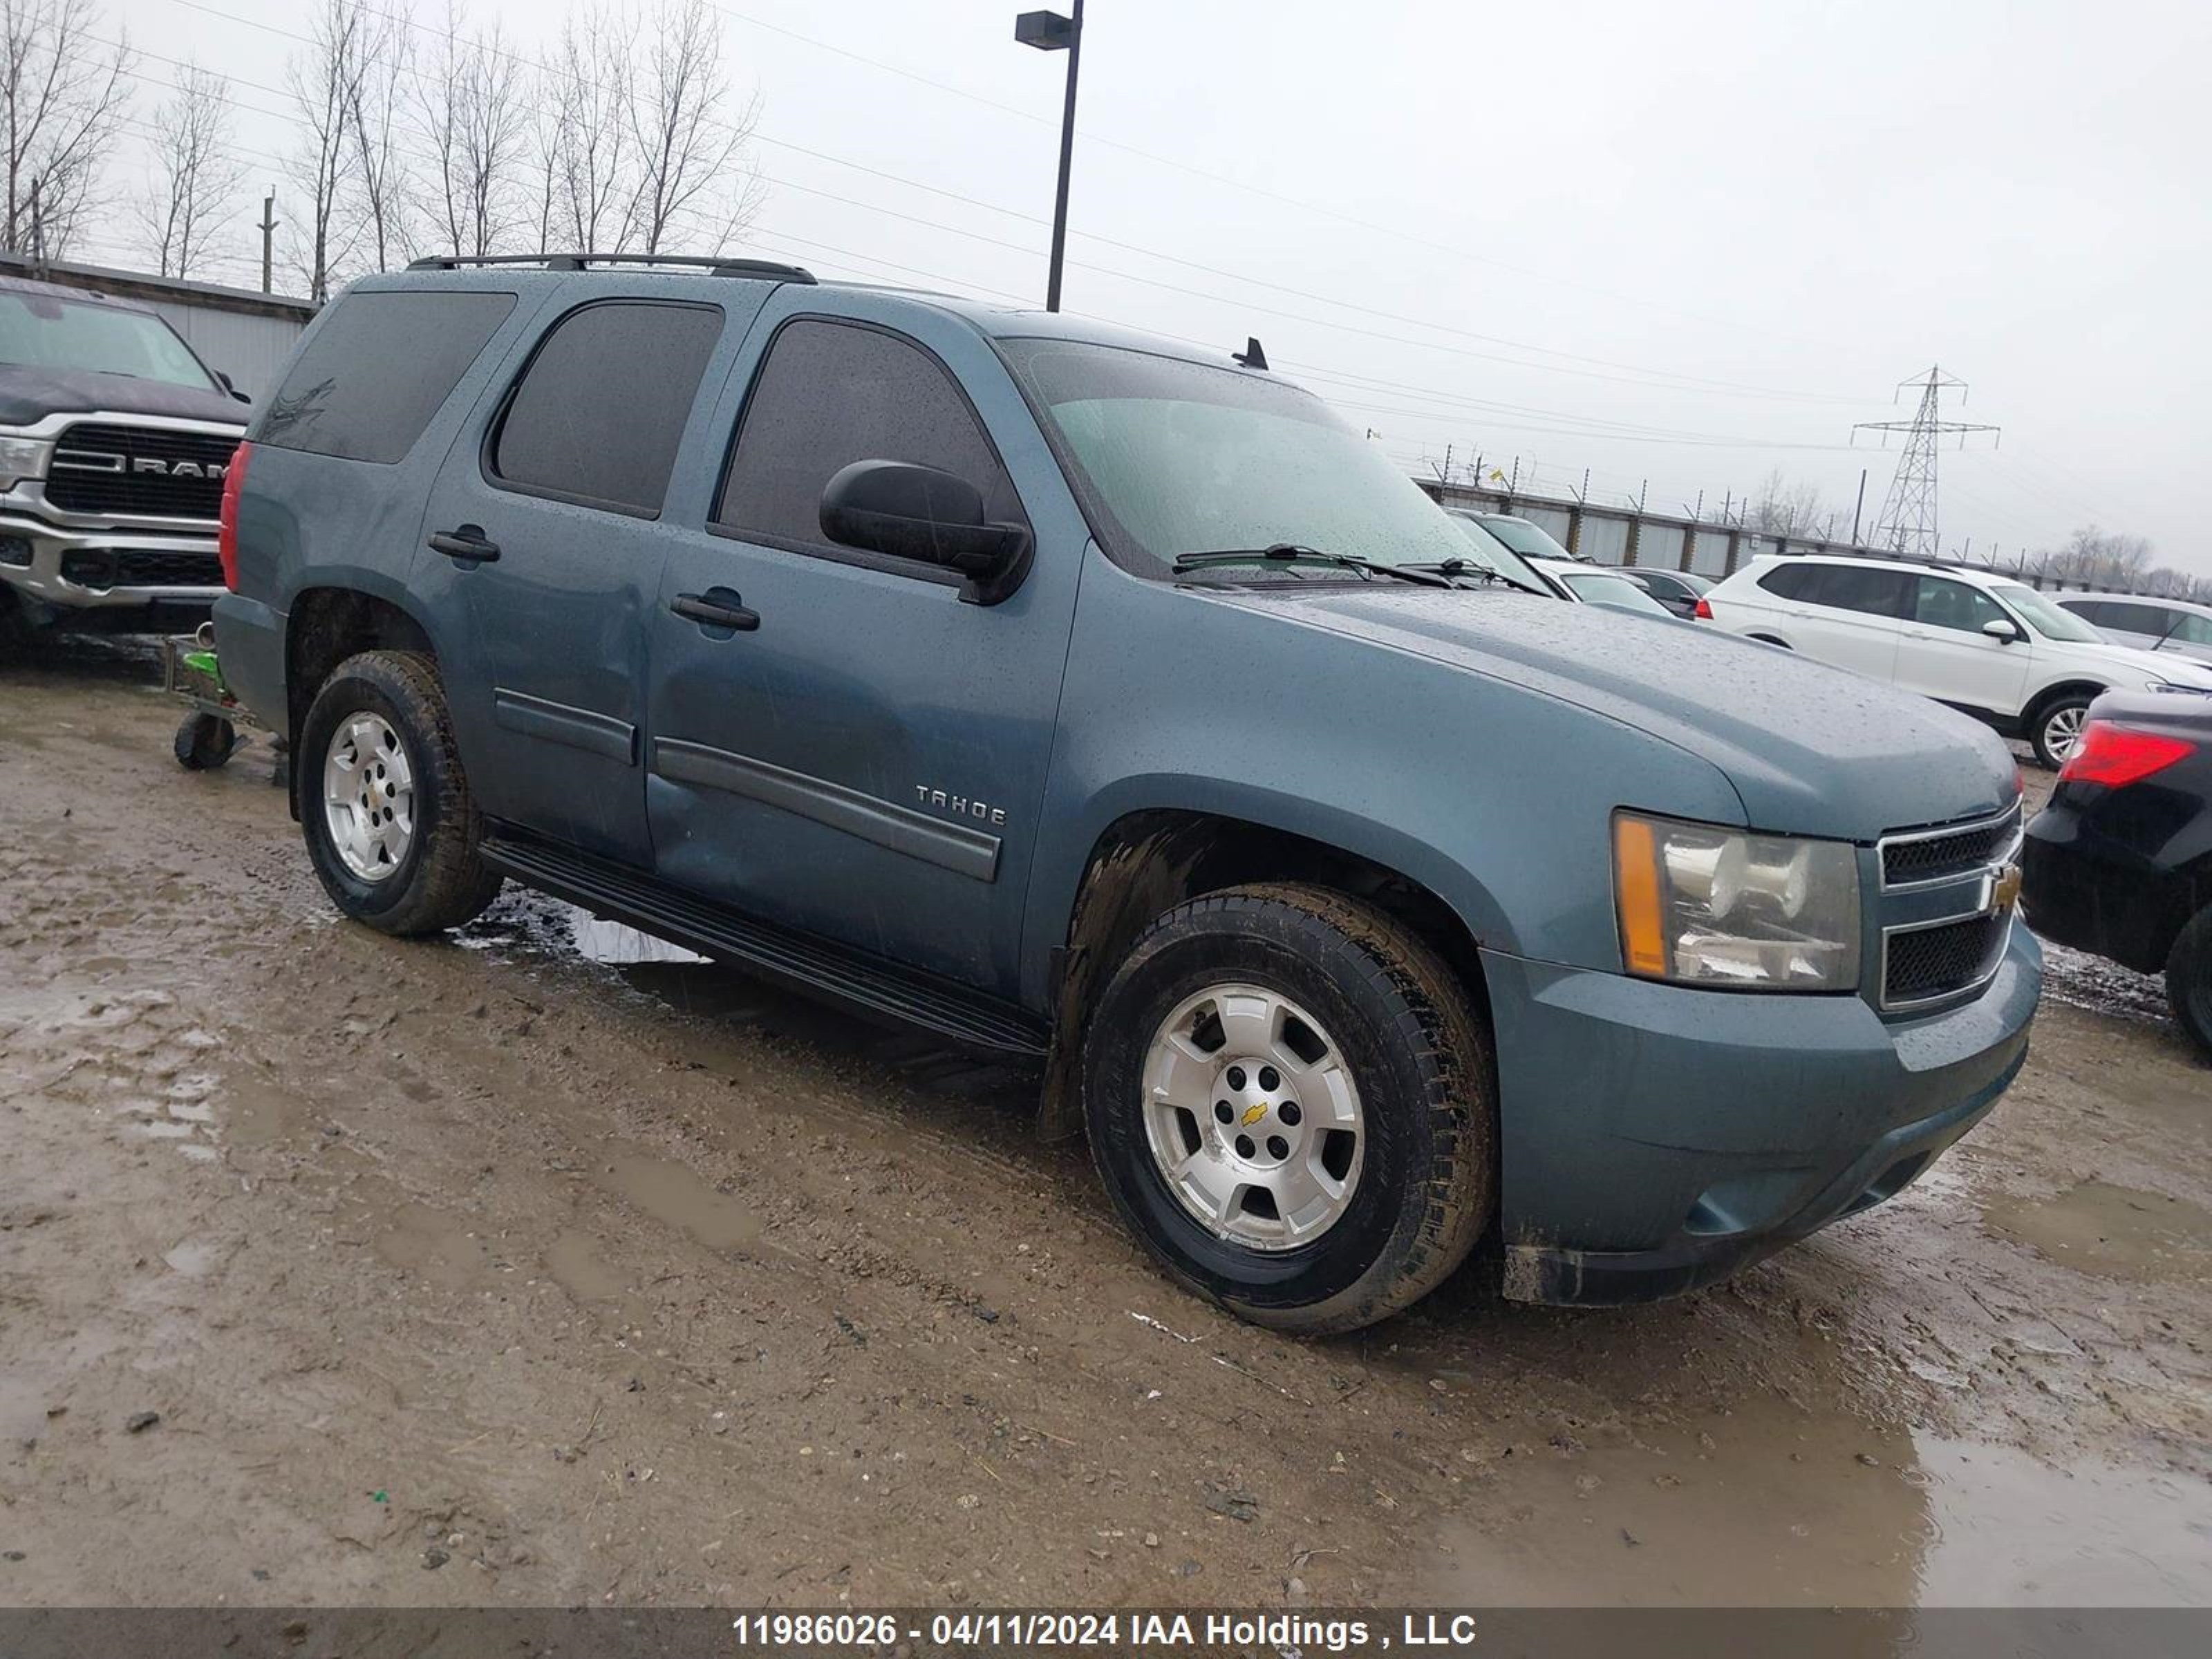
213;255;2042;1333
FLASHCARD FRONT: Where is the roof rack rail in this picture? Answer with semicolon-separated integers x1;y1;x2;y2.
405;252;818;283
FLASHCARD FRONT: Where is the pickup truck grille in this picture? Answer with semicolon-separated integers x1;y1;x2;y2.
1880;801;2022;887
44;424;236;521
1884;912;2011;1007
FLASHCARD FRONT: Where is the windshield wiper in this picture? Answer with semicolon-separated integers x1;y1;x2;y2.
1402;556;1546;596
1171;543;1452;588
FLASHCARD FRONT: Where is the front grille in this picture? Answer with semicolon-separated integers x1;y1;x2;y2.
44;424;236;521
1881;803;2022;886
1884;912;2009;1006
114;549;222;587
57;548;223;590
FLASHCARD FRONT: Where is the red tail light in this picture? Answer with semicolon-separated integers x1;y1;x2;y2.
1692;597;1714;619
217;440;250;590
2057;720;2195;788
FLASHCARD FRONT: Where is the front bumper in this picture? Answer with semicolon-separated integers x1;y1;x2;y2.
0;507;223;612
1483;921;2041;1305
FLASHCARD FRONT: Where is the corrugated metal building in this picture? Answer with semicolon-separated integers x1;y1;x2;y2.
0;254;315;400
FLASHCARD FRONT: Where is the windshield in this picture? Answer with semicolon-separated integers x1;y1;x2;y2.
1441;511;1550;592
1476;514;1574;561
0;291;216;391
1004;338;1546;592
1561;570;1673;616
1994;583;2105;644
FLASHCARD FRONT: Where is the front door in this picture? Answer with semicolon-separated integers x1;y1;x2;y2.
1895;574;2029;716
643;301;1082;997
415;295;737;865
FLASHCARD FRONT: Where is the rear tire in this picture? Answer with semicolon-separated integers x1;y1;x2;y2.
299;649;501;936
2166;904;2212;1063
1081;882;1494;1335
2031;692;2094;771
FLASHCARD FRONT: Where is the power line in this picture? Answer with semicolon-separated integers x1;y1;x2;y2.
1853;367;2001;558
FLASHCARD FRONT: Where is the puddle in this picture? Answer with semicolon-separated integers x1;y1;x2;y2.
1983;1180;2212;1283
162;1239;219;1276
337;1188;491;1291
544;1228;628;1302
598;1151;758;1254
221;1069;310;1146
1428;1394;2212;1606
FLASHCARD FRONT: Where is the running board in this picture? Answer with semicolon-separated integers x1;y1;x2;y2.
479;831;1049;1060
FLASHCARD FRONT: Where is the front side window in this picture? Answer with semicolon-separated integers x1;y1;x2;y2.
492;301;722;515
1001;338;1546;594
263;290;515;464
717;319;1022;550
1912;576;2007;634
1477;515;1574;562
1992;583;2105;643
0;290;215;391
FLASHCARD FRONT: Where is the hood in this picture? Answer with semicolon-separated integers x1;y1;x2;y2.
0;362;247;428
1212;585;2019;841
2052;634;2212;691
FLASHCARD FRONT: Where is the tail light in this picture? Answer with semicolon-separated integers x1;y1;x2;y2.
1692;597;1713;620
217;440;250;591
2057;720;2195;788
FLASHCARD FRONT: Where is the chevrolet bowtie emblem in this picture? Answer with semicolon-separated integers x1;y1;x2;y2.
1994;864;2023;910
1240;1103;1268;1127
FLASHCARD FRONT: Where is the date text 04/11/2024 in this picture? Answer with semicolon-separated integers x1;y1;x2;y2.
728;1611;1485;1651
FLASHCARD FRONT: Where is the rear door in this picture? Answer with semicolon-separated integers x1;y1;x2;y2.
414;294;739;865
1896;574;2030;715
642;298;1082;997
1779;563;1909;681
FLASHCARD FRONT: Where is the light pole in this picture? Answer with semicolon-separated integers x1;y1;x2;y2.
1015;2;1083;312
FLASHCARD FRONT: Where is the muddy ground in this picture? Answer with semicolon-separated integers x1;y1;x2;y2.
1;636;2206;1611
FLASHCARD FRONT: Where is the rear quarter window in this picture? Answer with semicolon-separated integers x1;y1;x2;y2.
490;300;723;517
258;290;515;463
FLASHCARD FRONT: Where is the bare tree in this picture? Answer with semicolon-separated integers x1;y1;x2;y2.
1745;467;1826;537
416;1;527;259
0;0;133;258
134;65;247;279
285;0;369;301
350;3;413;273
627;0;761;255
552;3;639;252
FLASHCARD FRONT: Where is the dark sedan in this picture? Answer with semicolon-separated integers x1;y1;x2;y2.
2023;688;2212;1058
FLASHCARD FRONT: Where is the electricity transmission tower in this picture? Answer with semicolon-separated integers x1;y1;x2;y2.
1853;367;2000;559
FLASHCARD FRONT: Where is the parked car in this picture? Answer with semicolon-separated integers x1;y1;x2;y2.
2023;689;2212;1058
1620;566;1714;619
2052;592;2212;667
215;256;2041;1333
1465;510;1574;563
0;273;250;640
1699;553;2212;769
1528;555;1675;617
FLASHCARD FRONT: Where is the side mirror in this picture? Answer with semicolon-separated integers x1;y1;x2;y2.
819;460;1029;603
1983;618;2021;644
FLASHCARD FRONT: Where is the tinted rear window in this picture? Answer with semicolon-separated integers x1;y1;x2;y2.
492;301;722;516
1759;561;1909;617
259;290;514;463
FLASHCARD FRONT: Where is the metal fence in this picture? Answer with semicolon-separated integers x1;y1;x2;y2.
1419;478;2199;599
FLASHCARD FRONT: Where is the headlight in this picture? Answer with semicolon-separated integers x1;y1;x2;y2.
0;433;53;490
1613;812;1861;991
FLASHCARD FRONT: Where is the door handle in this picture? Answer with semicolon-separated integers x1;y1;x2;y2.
428;525;500;563
672;589;760;632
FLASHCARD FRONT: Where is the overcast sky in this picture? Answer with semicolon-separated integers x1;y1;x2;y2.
94;0;2212;572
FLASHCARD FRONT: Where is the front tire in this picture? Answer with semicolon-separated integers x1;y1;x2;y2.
1082;883;1495;1335
2032;693;2094;771
299;650;501;935
2166;904;2212;1062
